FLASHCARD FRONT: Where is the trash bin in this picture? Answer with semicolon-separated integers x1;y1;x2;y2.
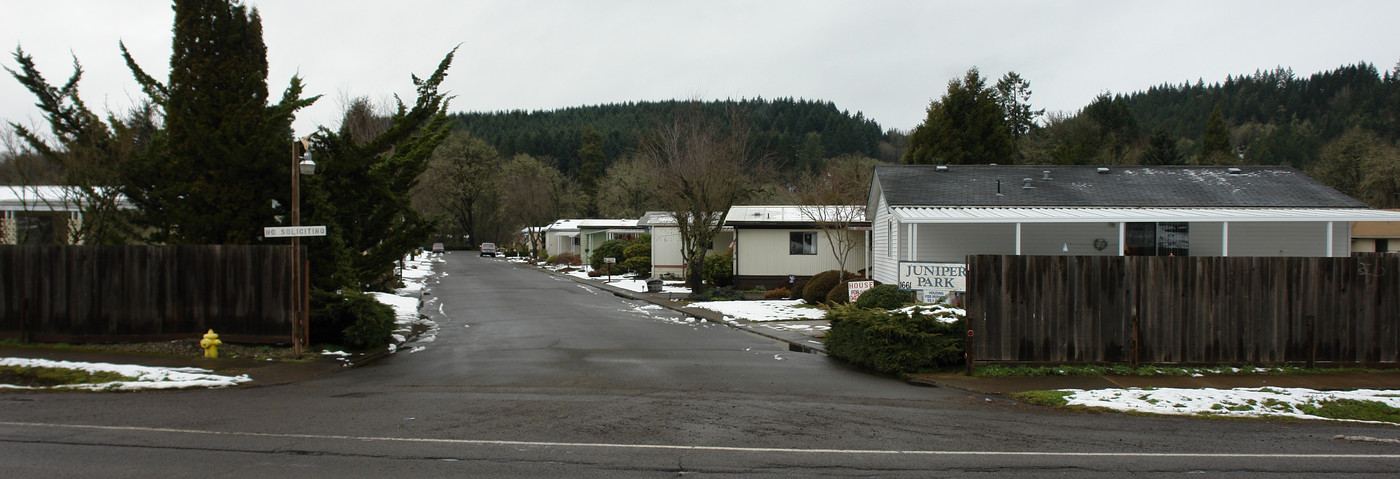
646;278;663;293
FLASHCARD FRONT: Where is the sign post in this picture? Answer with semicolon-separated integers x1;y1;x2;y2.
265;225;326;354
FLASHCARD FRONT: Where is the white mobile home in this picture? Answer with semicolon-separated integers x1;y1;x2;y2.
867;165;1400;301
725;205;869;289
639;211;733;279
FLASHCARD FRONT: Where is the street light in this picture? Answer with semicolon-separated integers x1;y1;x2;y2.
291;136;315;355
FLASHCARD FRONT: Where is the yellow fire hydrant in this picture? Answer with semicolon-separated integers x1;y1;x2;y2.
200;329;221;359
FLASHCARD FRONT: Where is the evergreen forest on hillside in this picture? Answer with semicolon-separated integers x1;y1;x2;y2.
451;98;898;175
903;62;1400;209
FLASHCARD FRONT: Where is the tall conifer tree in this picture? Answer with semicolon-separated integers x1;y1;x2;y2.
122;0;316;244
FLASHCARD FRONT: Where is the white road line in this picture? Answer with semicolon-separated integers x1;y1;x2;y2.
2;421;1398;459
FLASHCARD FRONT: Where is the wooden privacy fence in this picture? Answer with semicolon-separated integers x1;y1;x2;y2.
965;254;1400;366
0;245;296;343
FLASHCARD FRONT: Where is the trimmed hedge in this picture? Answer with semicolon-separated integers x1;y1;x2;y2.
622;256;651;277
763;287;791;300
824;303;965;375
854;284;912;309
801;269;857;305
826;279;882;305
589;238;633;271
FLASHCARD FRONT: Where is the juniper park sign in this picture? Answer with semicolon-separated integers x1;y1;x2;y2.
897;261;966;302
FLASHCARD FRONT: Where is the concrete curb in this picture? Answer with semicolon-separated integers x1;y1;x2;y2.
539;266;828;355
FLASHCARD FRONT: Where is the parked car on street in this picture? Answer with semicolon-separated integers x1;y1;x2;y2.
431;242;445;254
480;242;498;257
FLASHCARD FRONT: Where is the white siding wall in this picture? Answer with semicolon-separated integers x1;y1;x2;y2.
546;233;579;258
735;228;866;277
1226;221;1341;256
650;226;686;278
1019;222;1121;256
872;196;899;284
912;223;1018;261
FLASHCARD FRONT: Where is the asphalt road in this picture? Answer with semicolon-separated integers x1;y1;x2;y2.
3;253;1400;477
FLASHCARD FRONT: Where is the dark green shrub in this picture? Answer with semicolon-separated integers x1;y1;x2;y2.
824;303;966;374
854;284;912;310
826;279;883;305
621;255;651;277
788;281;804;299
689;285;744;301
622;236;650;260
802;269;857;305
703;253;734;287
589;238;633;270
310;289;397;350
763;287;791;299
548;252;581;266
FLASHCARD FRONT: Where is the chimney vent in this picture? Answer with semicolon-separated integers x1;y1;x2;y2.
1022;178;1034;189
1042;170;1052;180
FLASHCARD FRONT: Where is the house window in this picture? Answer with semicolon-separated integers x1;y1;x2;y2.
1125;222;1189;256
572;236;580;246
790;232;816;255
886;220;893;257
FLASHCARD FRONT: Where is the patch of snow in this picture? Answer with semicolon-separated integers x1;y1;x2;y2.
0;357;250;390
689;299;826;322
1061;387;1400;424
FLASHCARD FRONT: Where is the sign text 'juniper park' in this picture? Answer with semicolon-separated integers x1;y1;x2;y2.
897;261;966;302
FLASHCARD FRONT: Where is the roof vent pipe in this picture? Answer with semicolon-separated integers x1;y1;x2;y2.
1096;167;1110;174
1022;178;1034;189
936;165;948;172
1042;170;1051;180
996;179;1003;197
1227;167;1242;174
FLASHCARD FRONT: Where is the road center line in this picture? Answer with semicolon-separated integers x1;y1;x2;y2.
3;421;1398;459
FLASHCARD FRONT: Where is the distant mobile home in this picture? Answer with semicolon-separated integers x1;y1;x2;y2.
867;165;1400;301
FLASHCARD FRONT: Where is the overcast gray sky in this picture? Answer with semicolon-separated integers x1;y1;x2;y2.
3;1;1397;138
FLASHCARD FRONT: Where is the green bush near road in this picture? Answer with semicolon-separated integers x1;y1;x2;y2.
802;270;857;305
825;303;965;375
703;252;734;286
311;290;396;349
853;284;912;309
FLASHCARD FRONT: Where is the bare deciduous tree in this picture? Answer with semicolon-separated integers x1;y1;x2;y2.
498;154;566;258
641;105;767;290
797;155;878;277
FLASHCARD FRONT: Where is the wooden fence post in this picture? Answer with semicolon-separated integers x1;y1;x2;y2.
1130;313;1140;370
20;297;29;344
1306;314;1317;369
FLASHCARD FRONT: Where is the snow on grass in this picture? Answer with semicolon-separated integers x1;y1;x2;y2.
894;303;965;323
0;357;250;391
689;299;826;322
376;252;442;353
1060;387;1400;424
563;269;691;294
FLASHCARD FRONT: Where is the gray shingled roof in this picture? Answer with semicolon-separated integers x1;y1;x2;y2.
873;165;1366;208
